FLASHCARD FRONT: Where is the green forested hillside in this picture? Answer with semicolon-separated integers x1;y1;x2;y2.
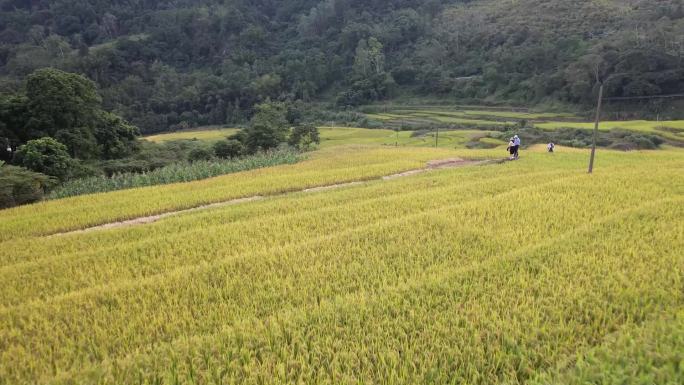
1;0;683;132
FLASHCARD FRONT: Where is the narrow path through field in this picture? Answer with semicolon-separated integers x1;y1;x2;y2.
57;158;503;236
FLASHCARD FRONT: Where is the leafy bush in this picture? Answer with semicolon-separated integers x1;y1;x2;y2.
13;137;75;180
213;140;244;159
187;147;213;162
48;149;304;199
288;125;320;150
410;129;431;138
0;163;54;208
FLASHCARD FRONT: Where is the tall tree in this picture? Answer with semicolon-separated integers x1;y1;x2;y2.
1;68;140;160
24;68;101;158
244;101;289;153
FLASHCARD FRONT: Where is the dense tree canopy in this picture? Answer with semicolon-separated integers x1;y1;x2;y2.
243;101;290;153
0;68;138;159
1;0;683;133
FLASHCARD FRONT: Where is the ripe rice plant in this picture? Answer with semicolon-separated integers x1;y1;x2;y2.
0;146;682;384
0;146;475;242
529;311;684;384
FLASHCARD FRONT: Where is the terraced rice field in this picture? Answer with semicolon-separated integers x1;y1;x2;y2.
318;127;504;148
144;127;505;150
365;112;509;127
365;108;575;127
1;145;682;384
0;146;475;241
395;109;576;120
144;127;239;143
536;120;684;141
365;107;684;143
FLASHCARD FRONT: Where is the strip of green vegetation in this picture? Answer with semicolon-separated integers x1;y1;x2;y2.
536;120;684;132
411;113;511;126
48;149;303;199
364;108;554;127
364;113;395;121
463;109;575;119
396;108;576;120
365;107;684;145
536;120;684;142
366;111;511;127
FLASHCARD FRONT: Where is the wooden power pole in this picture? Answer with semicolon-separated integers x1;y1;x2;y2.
588;82;604;174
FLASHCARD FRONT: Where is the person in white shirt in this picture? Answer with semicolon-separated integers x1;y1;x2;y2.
513;135;521;159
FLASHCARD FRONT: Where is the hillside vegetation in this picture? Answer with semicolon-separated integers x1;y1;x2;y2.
1;0;683;133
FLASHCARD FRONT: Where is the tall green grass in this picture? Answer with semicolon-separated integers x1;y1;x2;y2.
48;149;304;199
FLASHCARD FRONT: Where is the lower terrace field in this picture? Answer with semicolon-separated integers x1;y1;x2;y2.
317;127;504;148
0;144;683;384
365;107;684;144
142;107;684;149
143;126;506;149
143;127;239;143
536;120;684;142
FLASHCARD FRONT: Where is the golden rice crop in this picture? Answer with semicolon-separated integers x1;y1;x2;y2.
0;146;471;242
143;127;239;143
529;310;684;384
0;146;682;384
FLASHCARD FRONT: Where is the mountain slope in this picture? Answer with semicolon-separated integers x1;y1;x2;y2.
1;0;683;132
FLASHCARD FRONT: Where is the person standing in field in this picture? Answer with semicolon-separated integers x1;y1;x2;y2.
513;135;521;159
507;138;516;160
547;142;555;153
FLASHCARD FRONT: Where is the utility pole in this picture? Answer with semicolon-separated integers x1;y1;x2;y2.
588;82;604;174
435;127;439;147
